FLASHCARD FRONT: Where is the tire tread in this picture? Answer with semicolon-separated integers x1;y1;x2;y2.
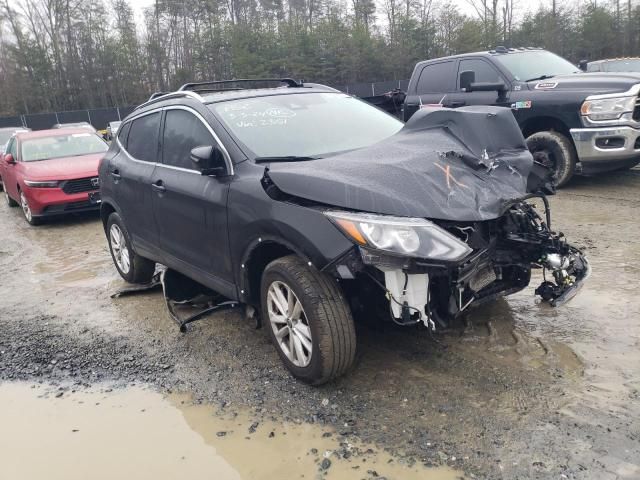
106;212;156;284
526;130;576;187
263;255;356;385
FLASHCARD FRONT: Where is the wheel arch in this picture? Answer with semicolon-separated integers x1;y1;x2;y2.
240;237;312;306
521;116;571;139
100;201;120;232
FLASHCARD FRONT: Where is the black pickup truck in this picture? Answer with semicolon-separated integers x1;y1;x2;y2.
403;47;640;186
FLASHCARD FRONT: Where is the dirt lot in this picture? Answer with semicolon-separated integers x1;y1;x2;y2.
0;169;639;480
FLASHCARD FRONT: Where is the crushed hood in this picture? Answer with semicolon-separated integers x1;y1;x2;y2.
266;105;539;222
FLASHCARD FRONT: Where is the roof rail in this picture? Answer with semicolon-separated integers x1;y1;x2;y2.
148;91;170;101
178;78;303;92
134;91;205;111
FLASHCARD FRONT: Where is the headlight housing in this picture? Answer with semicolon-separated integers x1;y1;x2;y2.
23;180;60;188
325;211;472;262
580;96;636;121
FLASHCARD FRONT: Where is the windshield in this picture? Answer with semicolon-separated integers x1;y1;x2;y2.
602;59;640;72
210;92;403;158
21;133;108;162
494;51;581;82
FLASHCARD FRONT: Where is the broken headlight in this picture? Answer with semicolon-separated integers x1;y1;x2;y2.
325;211;472;261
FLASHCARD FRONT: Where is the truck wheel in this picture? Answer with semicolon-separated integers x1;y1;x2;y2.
106;212;156;284
261;255;356;385
526;131;576;187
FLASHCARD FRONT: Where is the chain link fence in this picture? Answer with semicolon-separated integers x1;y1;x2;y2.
0;80;409;130
0;106;137;131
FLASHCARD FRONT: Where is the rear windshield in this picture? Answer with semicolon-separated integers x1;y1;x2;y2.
21;133;108;162
210;92;403;158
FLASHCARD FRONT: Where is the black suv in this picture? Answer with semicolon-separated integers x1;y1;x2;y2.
404;47;640;186
100;79;589;384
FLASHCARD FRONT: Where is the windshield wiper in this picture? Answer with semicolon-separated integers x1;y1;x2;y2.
525;74;556;82
254;156;319;163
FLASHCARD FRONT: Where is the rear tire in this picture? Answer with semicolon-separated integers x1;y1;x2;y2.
261;255;356;385
106;212;156;284
526;131;576;188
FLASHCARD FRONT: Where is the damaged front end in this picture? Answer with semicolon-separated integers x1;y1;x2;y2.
324;198;589;330
264;105;590;330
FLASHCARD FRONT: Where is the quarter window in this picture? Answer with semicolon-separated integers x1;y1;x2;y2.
5;137;15;156
416;61;455;94
117;121;132;148
162;109;215;170
458;59;502;88
126;113;161;162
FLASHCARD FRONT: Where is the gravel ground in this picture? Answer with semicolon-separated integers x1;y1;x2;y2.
1;169;639;479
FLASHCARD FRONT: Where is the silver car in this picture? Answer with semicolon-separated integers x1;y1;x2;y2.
106;121;122;141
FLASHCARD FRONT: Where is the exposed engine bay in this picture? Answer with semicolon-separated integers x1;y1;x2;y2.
329;196;590;330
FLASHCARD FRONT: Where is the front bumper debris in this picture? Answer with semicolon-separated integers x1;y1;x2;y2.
111;268;239;332
342;196;591;330
535;248;591;307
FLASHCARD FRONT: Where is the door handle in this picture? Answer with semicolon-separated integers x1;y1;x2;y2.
447;101;466;108
151;180;166;193
110;169;121;179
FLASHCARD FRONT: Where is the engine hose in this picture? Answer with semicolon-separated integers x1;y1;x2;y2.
520;192;551;229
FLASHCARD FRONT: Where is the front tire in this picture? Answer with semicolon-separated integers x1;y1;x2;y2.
106;212;156;284
4;187;17;207
20;191;42;225
526;131;576;188
261;255;356;385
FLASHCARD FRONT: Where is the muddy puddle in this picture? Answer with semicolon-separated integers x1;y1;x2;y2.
0;383;463;480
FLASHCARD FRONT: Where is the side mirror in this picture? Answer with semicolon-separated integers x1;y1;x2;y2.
190;145;227;176
460;70;475;91
5;153;15;164
468;81;507;94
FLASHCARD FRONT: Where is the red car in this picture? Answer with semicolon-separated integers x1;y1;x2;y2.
0;128;108;225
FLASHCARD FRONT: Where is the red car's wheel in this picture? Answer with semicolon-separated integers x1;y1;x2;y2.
19;190;41;226
4;187;17;207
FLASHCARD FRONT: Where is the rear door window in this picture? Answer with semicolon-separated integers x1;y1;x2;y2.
416;61;455;94
162;109;215;170
126;113;161;162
